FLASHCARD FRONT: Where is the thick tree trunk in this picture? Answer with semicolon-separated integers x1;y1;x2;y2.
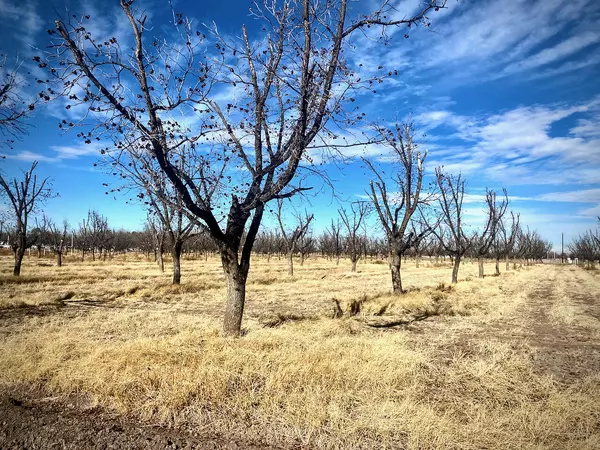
478;257;484;278
13;250;24;276
287;252;294;276
336;254;340;265
351;257;357;272
300;253;305;266
390;251;403;294
415;255;420;268
505;255;510;271
222;250;248;337
495;257;500;275
172;240;183;284
13;233;25;276
452;255;461;284
57;251;62;267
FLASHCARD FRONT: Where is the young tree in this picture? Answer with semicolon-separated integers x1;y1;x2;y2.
0;161;53;275
276;199;314;276
569;232;599;269
364;122;430;293
471;189;508;278
297;226;315;266
434;169;470;284
339;202;369;272
105;145;202;284
47;0;448;335
327;219;343;265
498;211;520;272
88;210;111;260
146;214;166;272
41;215;69;267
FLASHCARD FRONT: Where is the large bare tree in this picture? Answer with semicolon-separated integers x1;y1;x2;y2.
46;0;448;335
0;161;53;275
364;122;431;294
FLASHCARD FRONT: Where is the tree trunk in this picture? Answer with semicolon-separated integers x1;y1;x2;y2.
505;255;510;271
452;255;461;284
478;257;484;278
222;250;248;337
172;240;183;284
415;255;420;268
351;258;357;272
495;256;500;275
13;232;25;276
336;254;340;265
300;253;305;266
157;247;164;273
390;251;403;294
13;249;24;276
57;251;62;267
287;252;294;276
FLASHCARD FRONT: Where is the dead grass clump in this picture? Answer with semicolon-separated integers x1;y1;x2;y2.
260;313;313;328
0;275;54;285
57;291;76;301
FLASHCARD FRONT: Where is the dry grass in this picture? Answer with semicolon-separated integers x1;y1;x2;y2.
0;254;599;449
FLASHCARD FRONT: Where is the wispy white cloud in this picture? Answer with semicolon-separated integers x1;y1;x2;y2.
416;97;600;186
1;141;105;163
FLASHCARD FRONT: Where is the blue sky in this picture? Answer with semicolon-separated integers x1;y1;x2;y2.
0;0;599;250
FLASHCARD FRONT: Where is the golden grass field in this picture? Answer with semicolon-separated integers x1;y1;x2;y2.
0;253;599;449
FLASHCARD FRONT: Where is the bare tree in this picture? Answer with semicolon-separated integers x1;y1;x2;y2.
47;0;448;335
328;219;343;265
515;227;552;265
0;55;35;147
41;215;69;267
146;214;166;272
434;169;470;284
364;122;431;293
471;189;508;278
339;202;369;272
498;211;520;272
297;227;315;266
105;145;202;284
276;199;314;276
569;231;599;269
0;161;53;275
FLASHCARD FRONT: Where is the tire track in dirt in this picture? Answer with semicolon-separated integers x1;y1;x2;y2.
510;266;600;383
0;393;283;450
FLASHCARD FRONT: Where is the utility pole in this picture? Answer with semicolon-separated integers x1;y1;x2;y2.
561;232;564;264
